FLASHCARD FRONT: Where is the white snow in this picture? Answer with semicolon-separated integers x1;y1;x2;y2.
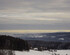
59;38;65;40
15;50;70;55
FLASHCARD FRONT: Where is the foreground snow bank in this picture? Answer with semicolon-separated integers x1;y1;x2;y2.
15;50;70;55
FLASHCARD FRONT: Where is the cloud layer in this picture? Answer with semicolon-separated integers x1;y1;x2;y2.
0;0;70;30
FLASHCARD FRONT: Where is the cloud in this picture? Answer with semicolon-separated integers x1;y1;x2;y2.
0;12;70;25
0;12;70;21
0;0;70;12
0;0;70;30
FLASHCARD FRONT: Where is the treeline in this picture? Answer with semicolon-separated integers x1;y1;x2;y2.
0;35;70;51
27;40;70;50
0;35;29;51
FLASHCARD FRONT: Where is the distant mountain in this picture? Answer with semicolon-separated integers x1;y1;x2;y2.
0;32;70;49
13;32;70;42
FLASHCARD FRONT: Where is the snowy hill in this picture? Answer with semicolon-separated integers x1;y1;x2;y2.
15;50;70;55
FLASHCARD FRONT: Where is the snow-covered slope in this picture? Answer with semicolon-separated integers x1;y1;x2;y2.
15;50;70;55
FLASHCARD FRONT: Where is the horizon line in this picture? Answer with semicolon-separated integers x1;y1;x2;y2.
0;30;70;33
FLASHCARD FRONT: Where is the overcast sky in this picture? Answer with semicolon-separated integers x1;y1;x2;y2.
0;0;70;30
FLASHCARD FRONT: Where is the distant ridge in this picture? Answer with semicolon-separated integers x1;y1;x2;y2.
15;32;70;42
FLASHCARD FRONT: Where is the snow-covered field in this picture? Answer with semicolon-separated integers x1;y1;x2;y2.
15;50;70;55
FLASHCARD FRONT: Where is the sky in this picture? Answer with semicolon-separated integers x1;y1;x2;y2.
0;0;70;33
